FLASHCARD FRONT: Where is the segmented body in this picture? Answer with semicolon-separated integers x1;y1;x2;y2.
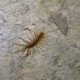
27;32;44;48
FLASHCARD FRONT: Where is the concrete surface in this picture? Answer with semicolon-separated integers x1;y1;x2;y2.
0;0;80;80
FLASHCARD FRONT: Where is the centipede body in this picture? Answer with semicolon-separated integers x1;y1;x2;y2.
15;27;48;60
27;32;44;48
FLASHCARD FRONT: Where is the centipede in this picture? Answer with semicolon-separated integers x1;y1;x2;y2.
14;2;53;80
13;26;52;80
14;26;51;61
14;2;53;61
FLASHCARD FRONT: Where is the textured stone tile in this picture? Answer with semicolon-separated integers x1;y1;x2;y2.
0;0;80;80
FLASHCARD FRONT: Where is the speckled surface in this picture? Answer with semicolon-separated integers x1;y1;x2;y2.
0;0;80;80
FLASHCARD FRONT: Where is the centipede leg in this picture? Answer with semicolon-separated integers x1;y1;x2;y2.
14;43;25;46
19;37;29;44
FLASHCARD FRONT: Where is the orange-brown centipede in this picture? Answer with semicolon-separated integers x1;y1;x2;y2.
13;26;53;80
13;2;53;62
14;26;51;61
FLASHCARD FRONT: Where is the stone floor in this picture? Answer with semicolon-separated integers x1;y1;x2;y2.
0;0;80;80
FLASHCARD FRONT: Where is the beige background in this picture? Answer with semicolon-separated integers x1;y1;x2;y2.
0;0;80;80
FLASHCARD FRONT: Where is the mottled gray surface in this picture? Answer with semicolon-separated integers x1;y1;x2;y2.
49;13;68;36
0;0;80;80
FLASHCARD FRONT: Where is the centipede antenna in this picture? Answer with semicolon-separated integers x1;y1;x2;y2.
41;1;47;29
44;3;47;28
